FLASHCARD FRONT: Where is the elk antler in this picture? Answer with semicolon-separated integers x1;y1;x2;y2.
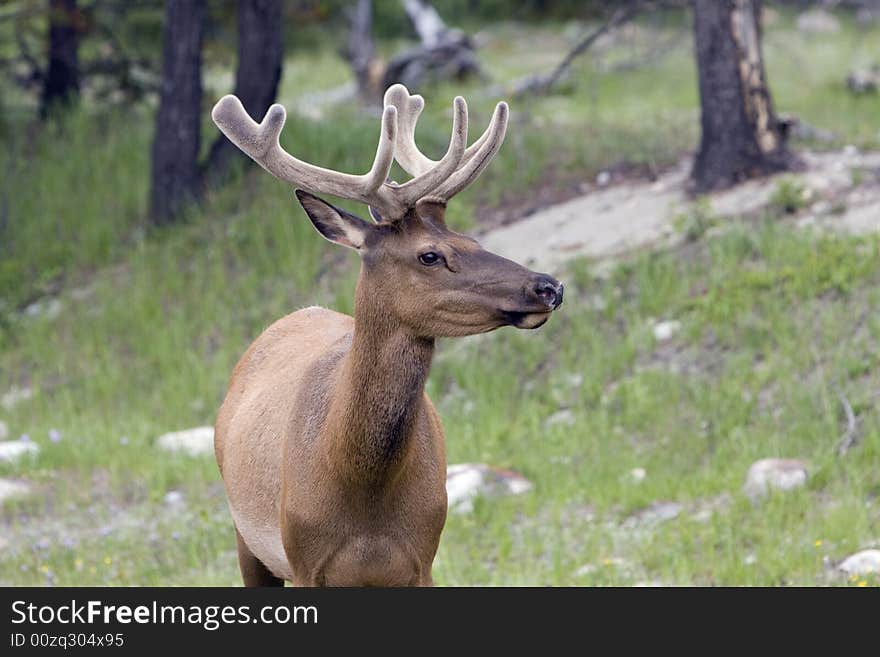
212;93;469;219
383;83;509;203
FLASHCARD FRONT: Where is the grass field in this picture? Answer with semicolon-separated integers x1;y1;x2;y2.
1;10;879;586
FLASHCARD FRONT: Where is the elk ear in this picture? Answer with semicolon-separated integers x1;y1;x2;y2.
415;196;447;228
295;190;374;251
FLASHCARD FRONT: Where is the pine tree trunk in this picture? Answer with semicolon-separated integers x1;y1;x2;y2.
149;0;205;225
691;0;799;193
203;0;283;183
41;0;81;117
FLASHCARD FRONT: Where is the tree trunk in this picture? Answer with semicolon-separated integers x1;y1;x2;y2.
41;0;81;117
343;0;375;101
691;0;800;193
203;0;283;182
149;0;205;225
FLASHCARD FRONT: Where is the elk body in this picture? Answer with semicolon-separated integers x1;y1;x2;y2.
212;85;563;586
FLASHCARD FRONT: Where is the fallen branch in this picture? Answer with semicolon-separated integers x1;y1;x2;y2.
381;0;482;93
512;3;643;97
343;0;482;103
835;385;859;456
598;28;683;74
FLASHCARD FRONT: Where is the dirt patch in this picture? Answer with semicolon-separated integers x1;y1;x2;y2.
475;161;664;232
479;149;880;275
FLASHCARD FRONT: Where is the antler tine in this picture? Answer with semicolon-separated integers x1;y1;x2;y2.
211;94;397;209
433;101;508;201
383;84;435;176
383;84;509;205
393;95;468;207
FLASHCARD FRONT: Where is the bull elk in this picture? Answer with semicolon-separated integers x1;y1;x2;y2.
212;84;563;586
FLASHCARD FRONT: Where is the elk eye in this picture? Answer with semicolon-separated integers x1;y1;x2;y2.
418;252;441;266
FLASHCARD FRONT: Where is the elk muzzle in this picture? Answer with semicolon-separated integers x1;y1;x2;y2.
500;273;564;330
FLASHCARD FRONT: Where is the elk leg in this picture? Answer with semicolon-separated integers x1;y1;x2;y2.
235;527;284;587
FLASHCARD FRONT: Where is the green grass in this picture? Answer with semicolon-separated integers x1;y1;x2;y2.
1;10;879;586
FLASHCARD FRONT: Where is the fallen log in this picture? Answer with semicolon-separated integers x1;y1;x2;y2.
343;0;482;103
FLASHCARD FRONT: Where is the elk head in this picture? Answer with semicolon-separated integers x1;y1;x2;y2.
212;84;563;337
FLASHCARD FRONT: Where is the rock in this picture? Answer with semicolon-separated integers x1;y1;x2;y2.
23;298;63;320
574;563;597;577
156;426;214;456
0;478;32;503
788;117;836;143
0;420;8;441
1;386;33;411
743;458;808;499
596;171;611;187
846;66;879;95
0;440;39;463
653;320;681;342
446;463;533;514
838;549;880;576
629;467;647;483
623;501;683;528
545;409;575;428
796;9;840;34
163;490;185;507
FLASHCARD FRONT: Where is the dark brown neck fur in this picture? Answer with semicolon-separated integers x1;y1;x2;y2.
322;272;435;487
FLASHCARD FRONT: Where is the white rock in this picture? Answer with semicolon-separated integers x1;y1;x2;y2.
743;458;808;499
653;320;681;342
0;420;8;440
1;386;33;411
545;409;576;428
164;490;185;507
797;9;840;33
24;298;63;320
574;563;597;577
838;549;880;576
623;501;683;527
596;171;611;187
630;467;647;483
0;478;32;502
446;463;533;514
0;440;39;463
156;426;215;456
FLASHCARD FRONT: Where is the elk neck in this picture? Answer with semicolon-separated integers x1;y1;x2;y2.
321;271;435;487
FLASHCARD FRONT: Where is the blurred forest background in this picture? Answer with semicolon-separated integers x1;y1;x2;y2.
1;0;880;586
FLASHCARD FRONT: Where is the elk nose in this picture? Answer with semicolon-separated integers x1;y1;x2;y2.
531;275;564;309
